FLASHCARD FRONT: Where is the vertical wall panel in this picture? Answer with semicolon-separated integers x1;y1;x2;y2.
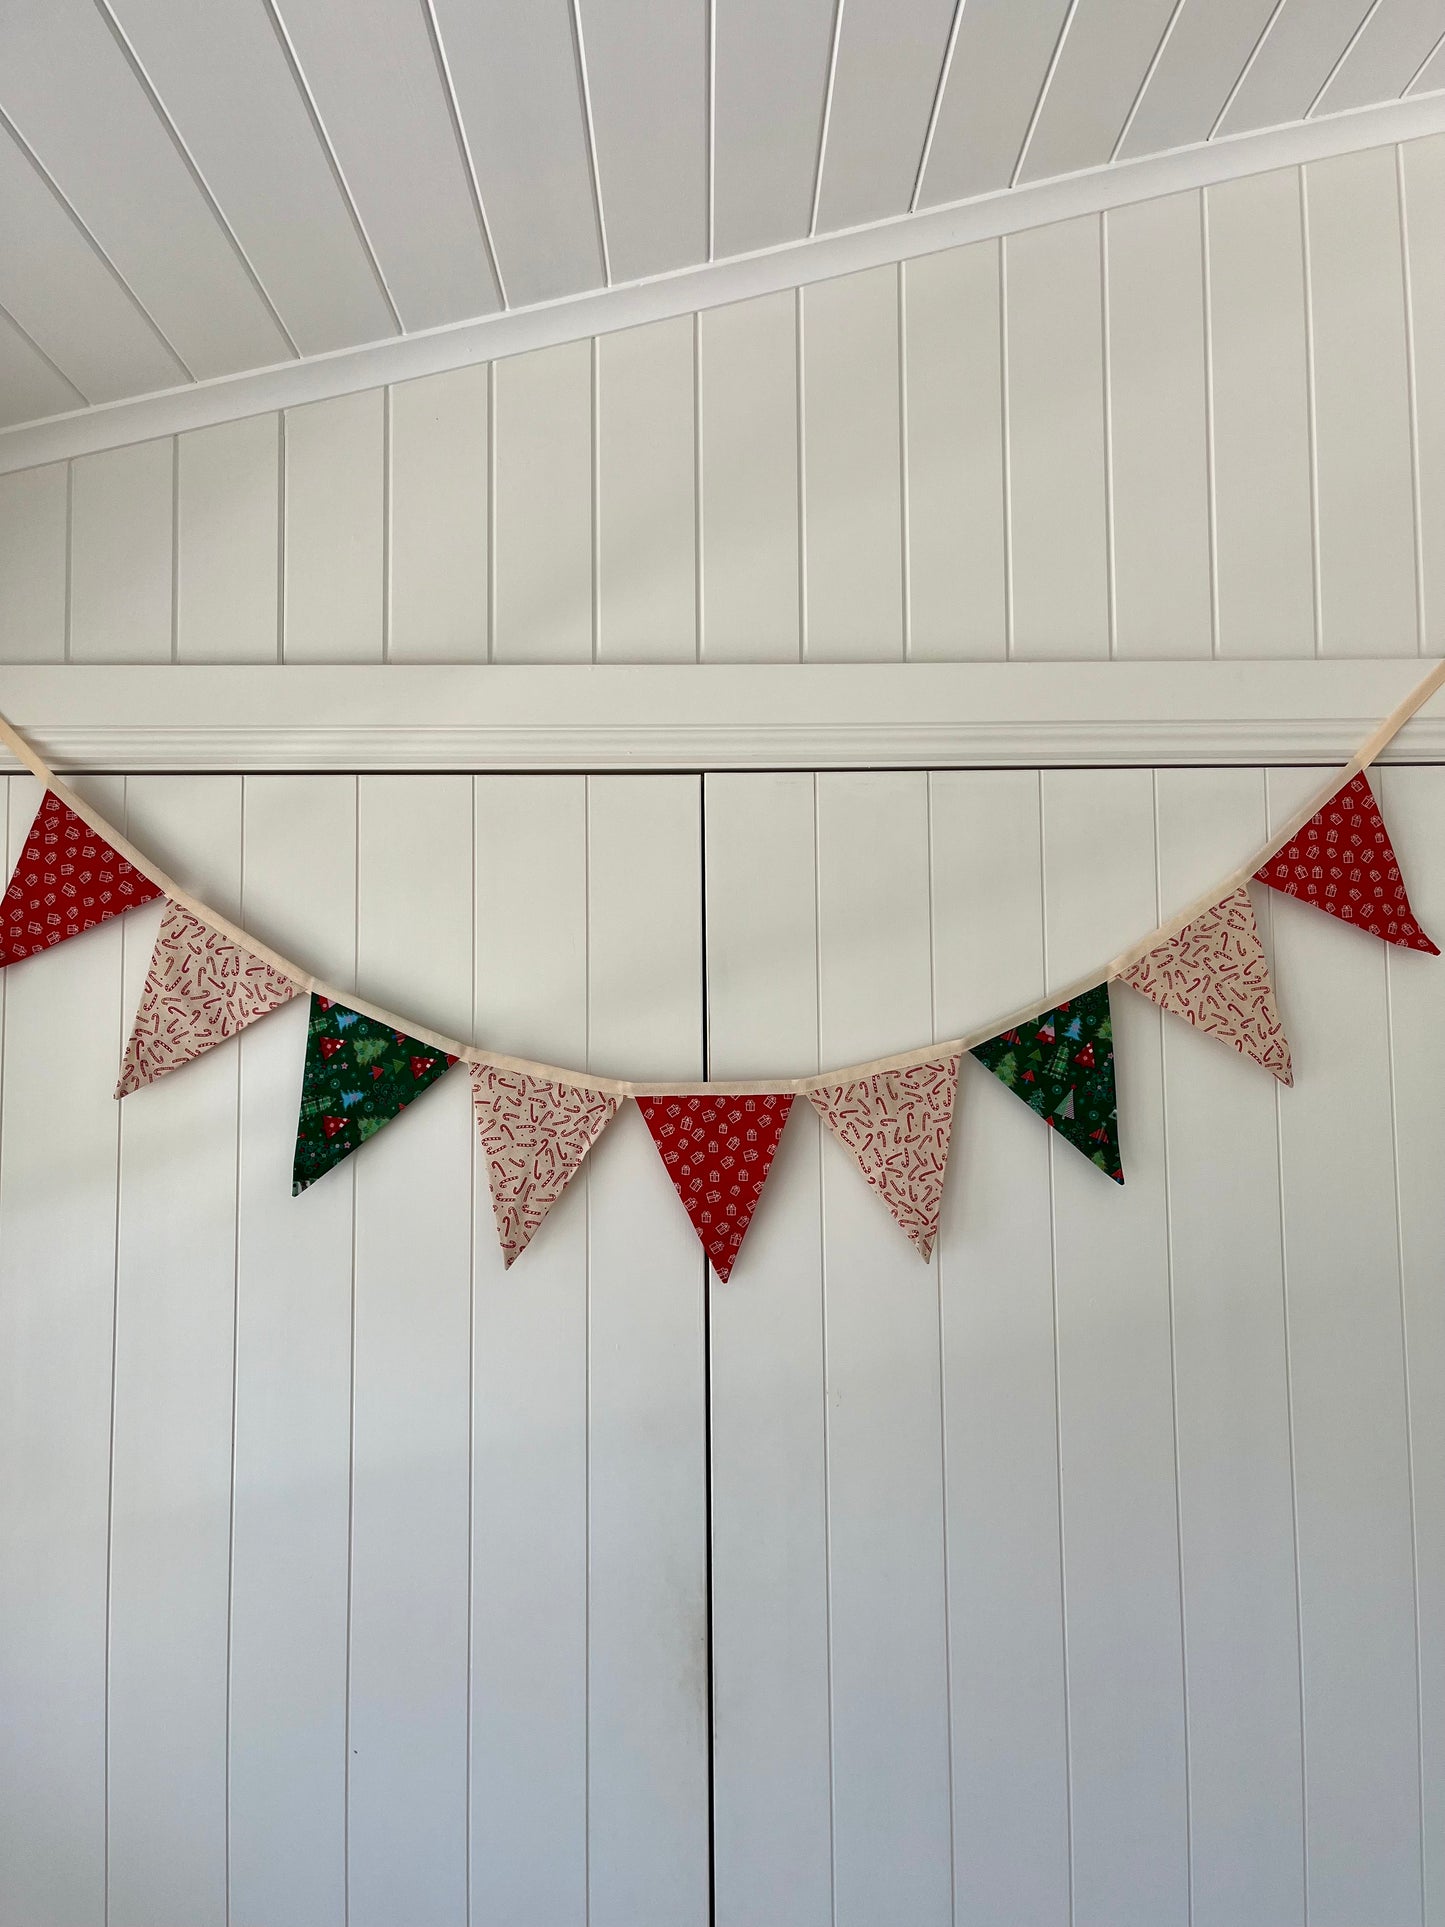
0;463;66;660
1005;217;1110;658
492;342;592;663
347;776;473;1927
70;441;173;662
1106;194;1213;658
597;317;696;662
177;415;280;663
1041;768;1189;1927
106;778;241;1927
585;777;709;1927
229;775;357;1927
903;244;1006;661
470;776;589;1924
0;774;122;1927
1206;169;1316;657
1152;769;1304;1927
387;367;488;664
801;268;903;661
929;770;1071;1924
1267;764;1424;1927
814;772;952;1926
1403;134;1445;656
699;292;800;662
705;772;831;1927
284;392;384;662
1305;149;1418;656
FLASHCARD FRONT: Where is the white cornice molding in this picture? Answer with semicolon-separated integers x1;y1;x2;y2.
3;91;1444;475
2;660;1444;772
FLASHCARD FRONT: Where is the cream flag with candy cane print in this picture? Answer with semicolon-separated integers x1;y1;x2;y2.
472;1064;621;1266
807;1054;961;1260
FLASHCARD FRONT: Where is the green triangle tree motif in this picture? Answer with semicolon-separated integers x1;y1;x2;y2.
970;981;1123;1183
293;993;459;1195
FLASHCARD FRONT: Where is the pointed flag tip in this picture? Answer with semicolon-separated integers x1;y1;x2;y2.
472;1064;621;1268
1254;771;1435;952
638;1093;793;1279
973;983;1123;1182
809;1055;961;1257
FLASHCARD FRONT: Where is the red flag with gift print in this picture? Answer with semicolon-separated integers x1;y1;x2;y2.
636;1092;793;1280
1253;771;1437;952
0;790;162;967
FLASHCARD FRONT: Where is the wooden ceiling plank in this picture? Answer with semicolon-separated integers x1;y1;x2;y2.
1215;0;1377;135
0;307;87;430
712;0;838;256
1015;0;1184;183
916;0;1075;206
1315;0;1445;115
1117;0;1284;159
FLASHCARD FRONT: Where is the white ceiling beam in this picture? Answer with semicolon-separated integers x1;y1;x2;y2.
3;87;1444;475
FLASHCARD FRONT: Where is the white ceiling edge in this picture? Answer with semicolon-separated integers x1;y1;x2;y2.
4;89;1444;478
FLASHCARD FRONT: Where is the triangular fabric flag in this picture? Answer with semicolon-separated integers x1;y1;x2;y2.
0;789;163;967
971;983;1123;1182
1253;771;1438;952
116;901;300;1096
807;1053;961;1261
636;1092;793;1280
1118;885;1292;1085
293;993;458;1194
471;1063;621;1266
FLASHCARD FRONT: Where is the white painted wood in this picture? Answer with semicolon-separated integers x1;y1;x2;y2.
228;774;356;1927
1410;30;1445;89
1149;768;1304;1927
1117;0;1283;160
1217;0;1378;134
0;773;123;1927
492;341;592;663
1376;763;1445;1927
0;0;289;378
1005;215;1109;658
902;243;1006;661
0;463;66;661
102;0;396;356
346;775;474;1927
812;771;952;1926
270;0;497;330
1105;192;1212;659
1265;762;1424;1926
387;366;488;664
698;290;799;661
1304;147;1418;654
813;0;959;230
1040;767;1189;1927
929;769;1071;1925
1017;0;1180;182
579;0;708;282
0;308;84;429
704;771;832;1927
1317;0;1445;114
1206;167;1316;657
70;440;174;663
105;778;241;1927
283;391;384;663
800;267;903;661
711;0;837;256
429;0;604;307
583;775;710;1927
917;0;1074;204
596;317;696;662
470;775;589;1923
0;122;185;406
177;416;279;664
1404;133;1445;657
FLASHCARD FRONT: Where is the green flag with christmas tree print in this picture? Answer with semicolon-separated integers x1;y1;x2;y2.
293;993;458;1194
970;981;1123;1182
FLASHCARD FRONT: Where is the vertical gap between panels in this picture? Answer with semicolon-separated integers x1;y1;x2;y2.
1000;240;1015;661
1395;146;1429;658
63;460;74;665
698;773;718;1925
381;388;393;665
104;776;130;1927
582;774;593;1919
591;340;601;665
812;771;839;1926
275;415;287;665
486;361;498;665
898;263;912;662
1100;214;1118;661
225;777;247;1925
694;314;705;665
796;289;808;663
464;776;478;1924
169;438;180;665
342;775;361;1927
1298;167;1324;659
1200;190;1222;660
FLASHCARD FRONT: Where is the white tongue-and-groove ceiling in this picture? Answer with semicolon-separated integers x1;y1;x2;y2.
3;0;1445;454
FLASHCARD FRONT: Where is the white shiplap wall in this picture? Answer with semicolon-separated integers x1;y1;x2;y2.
4;137;1445;668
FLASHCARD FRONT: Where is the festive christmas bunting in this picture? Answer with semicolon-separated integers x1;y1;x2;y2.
293;994;458;1194
1253;771;1438;953
0;790;162;967
808;1055;960;1260
1118;885;1292;1084
116;901;299;1096
472;1064;621;1266
637;1093;793;1280
971;984;1123;1182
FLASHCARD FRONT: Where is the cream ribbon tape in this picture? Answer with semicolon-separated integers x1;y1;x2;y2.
3;660;1444;1099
